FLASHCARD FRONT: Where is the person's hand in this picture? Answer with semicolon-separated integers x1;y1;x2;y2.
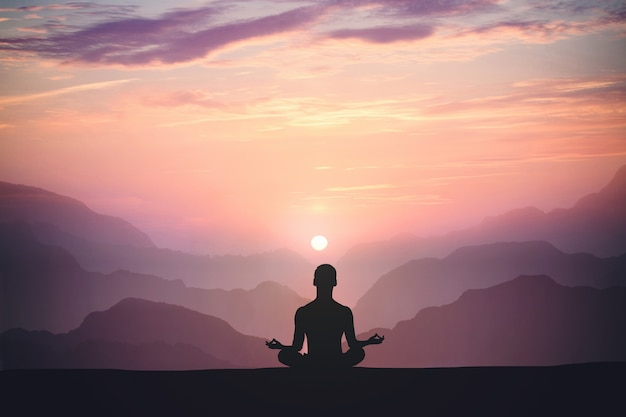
367;333;384;345
265;338;286;350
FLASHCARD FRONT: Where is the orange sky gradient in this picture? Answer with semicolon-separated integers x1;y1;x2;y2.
1;1;625;260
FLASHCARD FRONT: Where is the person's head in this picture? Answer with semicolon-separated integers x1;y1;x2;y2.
313;264;337;288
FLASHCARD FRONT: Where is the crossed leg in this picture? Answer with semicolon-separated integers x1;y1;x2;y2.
278;348;365;368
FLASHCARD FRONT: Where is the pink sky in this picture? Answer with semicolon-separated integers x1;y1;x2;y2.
1;1;625;260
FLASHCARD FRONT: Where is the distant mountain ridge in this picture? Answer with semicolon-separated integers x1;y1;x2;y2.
1;298;277;369
0;221;307;341
337;164;626;303
0;181;154;248
0;181;316;296
2;165;624;304
2;166;625;370
353;240;626;331
361;275;626;367
5;276;623;369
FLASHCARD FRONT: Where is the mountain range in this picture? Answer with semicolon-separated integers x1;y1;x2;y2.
4;275;624;369
0;181;154;248
336;164;626;304
1;297;277;369
0;181;316;295
353;240;626;331
360;275;626;367
0;222;307;341
1;164;625;369
2;165;624;305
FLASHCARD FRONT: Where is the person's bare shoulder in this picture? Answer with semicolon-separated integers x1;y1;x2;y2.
296;301;315;317
337;303;353;317
336;300;351;311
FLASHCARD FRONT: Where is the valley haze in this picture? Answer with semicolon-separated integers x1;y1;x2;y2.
1;164;625;371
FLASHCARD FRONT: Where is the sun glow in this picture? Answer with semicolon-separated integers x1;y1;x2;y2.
310;235;328;251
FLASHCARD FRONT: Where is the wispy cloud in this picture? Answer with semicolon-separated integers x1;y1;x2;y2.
142;90;228;110
0;78;137;105
303;189;449;205
326;184;396;192
322;0;500;17
325;24;434;43
0;5;326;66
421;75;626;119
2;0;620;69
0;3;137;14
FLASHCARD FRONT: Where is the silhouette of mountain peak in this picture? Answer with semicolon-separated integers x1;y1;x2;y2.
107;297;161;310
445;241;562;262
70;298;241;349
572;164;626;207
496;273;559;289
479;206;544;226
608;164;626;189
453;274;563;308
599;164;626;200
0;182;155;248
83;297;221;323
0;220;84;273
253;280;299;294
63;297;278;368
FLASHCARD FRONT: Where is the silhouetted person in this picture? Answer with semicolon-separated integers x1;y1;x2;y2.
266;264;383;367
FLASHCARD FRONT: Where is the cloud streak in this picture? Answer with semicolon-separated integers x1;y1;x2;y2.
326;24;434;43
323;0;500;16
421;75;626;119
142;90;228;110
0;4;119;13
0;78;137;105
3;0;616;68
0;5;326;66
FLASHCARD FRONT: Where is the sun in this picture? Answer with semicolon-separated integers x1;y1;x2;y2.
310;235;328;251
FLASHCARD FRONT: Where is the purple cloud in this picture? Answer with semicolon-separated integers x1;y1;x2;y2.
392;0;499;16
2;1;618;66
324;0;500;16
0;5;326;66
0;2;138;17
326;24;434;43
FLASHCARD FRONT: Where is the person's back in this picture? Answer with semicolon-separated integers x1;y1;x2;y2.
297;298;351;358
266;264;384;367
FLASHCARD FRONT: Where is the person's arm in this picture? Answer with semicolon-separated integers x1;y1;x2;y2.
357;333;384;347
345;308;384;349
291;307;305;351
266;308;305;351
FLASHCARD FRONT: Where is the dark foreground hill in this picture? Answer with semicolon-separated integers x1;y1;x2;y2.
1;364;624;416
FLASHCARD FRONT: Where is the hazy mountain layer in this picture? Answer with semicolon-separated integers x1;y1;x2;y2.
0;182;316;296
5;276;624;369
361;275;626;367
1;298;277;369
29;220;316;295
353;240;626;331
337;164;626;303
2;165;624;307
0;181;154;248
0;222;307;341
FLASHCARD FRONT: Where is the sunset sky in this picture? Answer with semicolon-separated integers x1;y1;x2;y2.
1;0;625;259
